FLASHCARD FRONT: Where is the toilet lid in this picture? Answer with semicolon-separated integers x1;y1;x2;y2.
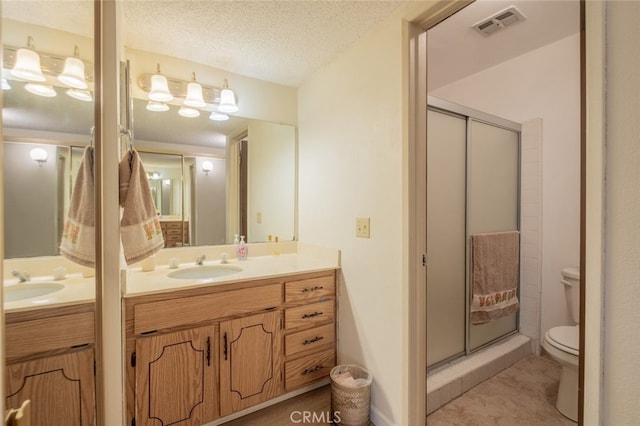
548;326;579;356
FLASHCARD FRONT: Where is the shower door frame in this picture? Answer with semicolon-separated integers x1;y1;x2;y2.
427;96;522;369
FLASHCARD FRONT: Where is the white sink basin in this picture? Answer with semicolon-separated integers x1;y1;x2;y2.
167;265;242;280
4;282;65;302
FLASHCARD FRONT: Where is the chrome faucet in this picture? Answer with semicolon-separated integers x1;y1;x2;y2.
196;254;206;266
11;270;30;283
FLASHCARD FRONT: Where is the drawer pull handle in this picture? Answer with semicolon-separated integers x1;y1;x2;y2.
301;286;324;293
302;311;323;319
302;365;323;375
303;336;324;345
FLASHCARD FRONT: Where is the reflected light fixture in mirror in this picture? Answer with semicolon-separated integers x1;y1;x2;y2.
148;64;173;102
10;36;46;82
209;111;229;121
58;45;88;89
2;78;11;90
146;101;169;112
25;83;56;97
202;160;214;175
183;72;206;108
29;147;48;166
66;89;93;102
218;78;238;113
178;106;200;118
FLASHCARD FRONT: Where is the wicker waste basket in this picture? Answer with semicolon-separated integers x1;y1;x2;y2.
330;364;372;426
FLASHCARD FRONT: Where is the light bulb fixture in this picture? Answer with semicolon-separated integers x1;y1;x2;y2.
30;147;48;166
146;101;169;112
202;160;214;175
25;83;56;97
209;111;229;121
10;36;46;82
58;46;88;89
66;88;92;102
218;78;238;113
1;78;10;90
148;64;173;102
178;106;200;118
183;72;206;108
148;171;161;180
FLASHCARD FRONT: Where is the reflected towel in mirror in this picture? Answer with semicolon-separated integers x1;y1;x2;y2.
60;146;95;267
119;149;164;264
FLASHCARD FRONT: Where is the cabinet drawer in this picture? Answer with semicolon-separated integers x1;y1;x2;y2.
6;312;95;360
285;323;335;357
165;229;183;236
134;283;282;334
165;222;183;230
285;300;334;330
285;275;335;303
285;349;335;391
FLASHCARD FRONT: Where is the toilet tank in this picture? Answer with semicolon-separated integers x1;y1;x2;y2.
561;267;580;324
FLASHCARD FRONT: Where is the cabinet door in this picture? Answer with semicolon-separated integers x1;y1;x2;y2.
136;326;216;426
5;348;95;426
219;310;283;416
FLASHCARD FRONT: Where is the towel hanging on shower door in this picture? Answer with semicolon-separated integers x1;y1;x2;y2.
470;230;520;324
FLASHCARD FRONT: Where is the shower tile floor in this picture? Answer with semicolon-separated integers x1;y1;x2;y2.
427;354;576;425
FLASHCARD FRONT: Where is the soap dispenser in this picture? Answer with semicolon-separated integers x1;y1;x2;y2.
236;235;248;261
272;235;280;256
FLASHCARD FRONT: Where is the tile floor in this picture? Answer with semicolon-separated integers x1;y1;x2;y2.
427;354;576;425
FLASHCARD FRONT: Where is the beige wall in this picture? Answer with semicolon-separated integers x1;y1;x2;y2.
602;1;640;424
298;14;405;425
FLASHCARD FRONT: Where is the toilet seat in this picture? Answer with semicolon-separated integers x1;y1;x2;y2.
546;325;579;356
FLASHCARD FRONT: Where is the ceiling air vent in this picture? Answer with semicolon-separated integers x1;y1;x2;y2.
472;6;526;37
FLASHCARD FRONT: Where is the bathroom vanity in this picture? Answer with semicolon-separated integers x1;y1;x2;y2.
123;249;338;426
4;302;96;425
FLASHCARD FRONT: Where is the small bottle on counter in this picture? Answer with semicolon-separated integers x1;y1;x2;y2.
272;235;280;256
236;235;248;261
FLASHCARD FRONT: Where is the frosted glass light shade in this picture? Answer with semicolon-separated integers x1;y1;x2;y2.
178;106;200;118
184;82;206;108
209;111;229;121
58;56;88;89
1;78;10;90
148;74;173;102
30;148;48;164
146;101;169;112
218;88;238;113
202;160;214;174
11;48;46;82
66;89;92;102
25;83;56;97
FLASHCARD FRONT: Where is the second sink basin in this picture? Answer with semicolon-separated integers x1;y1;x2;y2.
167;264;242;280
4;282;65;302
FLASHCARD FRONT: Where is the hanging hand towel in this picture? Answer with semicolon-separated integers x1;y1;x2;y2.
470;231;520;324
119;149;164;264
60;146;95;267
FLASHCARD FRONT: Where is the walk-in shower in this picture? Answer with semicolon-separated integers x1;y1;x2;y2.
427;96;521;370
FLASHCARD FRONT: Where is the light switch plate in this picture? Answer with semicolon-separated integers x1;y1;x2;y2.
356;217;370;238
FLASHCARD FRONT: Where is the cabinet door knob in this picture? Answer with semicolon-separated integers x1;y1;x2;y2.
303;336;324;345
302;311;323;319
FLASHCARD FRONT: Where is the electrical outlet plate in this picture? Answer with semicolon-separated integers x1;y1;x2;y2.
356;217;370;238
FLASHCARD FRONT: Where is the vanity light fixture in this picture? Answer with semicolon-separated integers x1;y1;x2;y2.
178;106;200;118
148;64;173;102
58;46;88;89
218;79;238;113
202;160;214;175
30;147;48;166
209;111;229;121
66;89;92;102
10;36;46;82
183;72;206;108
25;83;56;97
1;78;10;90
146;101;169;112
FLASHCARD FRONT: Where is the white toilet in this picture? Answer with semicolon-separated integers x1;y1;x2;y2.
542;266;580;422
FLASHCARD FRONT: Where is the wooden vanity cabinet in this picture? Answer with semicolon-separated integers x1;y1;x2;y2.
4;304;96;426
219;310;283;416
125;270;336;425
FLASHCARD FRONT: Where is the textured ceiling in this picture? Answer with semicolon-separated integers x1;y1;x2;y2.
3;0;406;88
